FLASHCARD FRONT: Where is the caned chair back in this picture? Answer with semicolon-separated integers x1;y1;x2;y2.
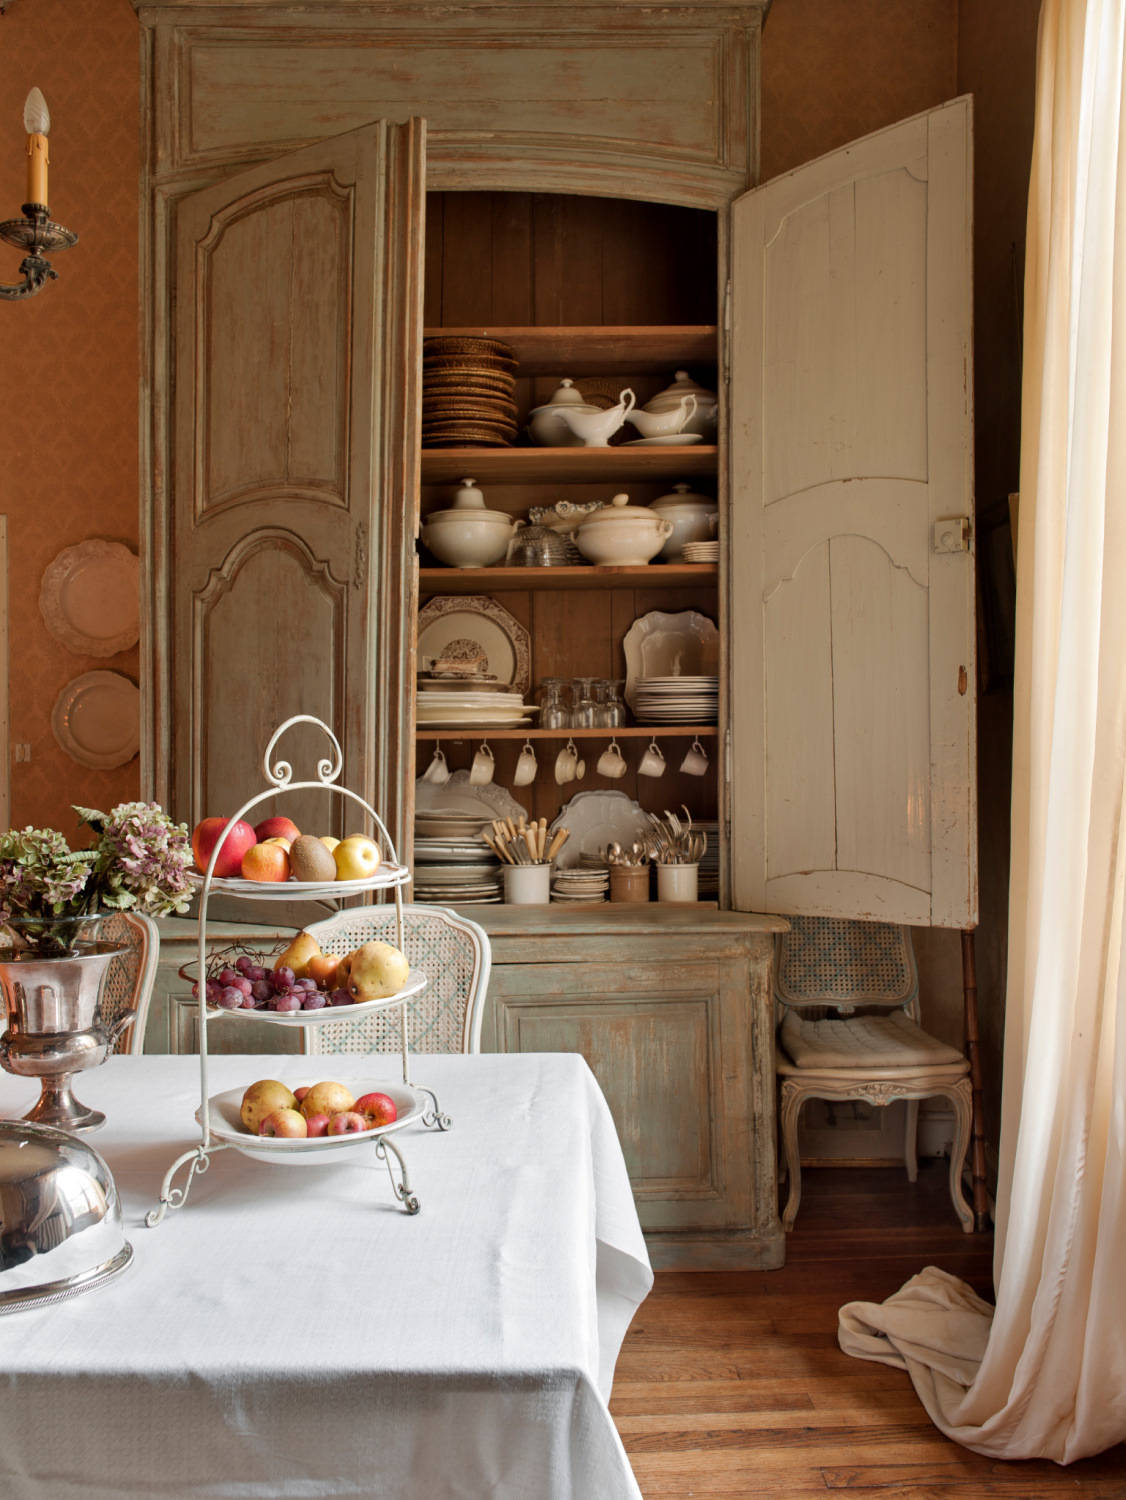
303;904;490;1057
774;916;919;1019
96;911;160;1055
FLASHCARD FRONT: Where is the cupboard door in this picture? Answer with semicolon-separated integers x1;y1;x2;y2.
729;99;976;928
171;121;424;840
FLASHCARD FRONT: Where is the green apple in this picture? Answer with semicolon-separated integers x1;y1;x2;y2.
333;835;381;881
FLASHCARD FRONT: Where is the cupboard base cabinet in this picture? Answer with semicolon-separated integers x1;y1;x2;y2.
471;907;787;1270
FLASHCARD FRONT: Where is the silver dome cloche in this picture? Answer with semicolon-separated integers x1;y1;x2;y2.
0;1121;132;1313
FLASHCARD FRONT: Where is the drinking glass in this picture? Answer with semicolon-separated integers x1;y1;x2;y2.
539;678;570;731
604;679;628;729
571;678;598;730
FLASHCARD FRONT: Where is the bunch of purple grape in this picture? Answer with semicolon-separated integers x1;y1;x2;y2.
191;953;354;1013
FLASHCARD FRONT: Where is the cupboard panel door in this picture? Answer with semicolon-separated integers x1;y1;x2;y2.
730;99;976;928
171;120;424;840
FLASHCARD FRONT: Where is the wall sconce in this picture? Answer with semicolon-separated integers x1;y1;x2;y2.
0;89;77;301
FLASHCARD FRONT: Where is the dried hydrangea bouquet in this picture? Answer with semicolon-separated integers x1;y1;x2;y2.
0;803;194;957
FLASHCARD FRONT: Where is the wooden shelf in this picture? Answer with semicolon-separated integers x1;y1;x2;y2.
420;445;717;484
415;726;719;740
423;325;717;376
418;564;717;593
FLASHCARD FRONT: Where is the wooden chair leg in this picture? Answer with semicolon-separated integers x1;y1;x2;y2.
903;1098;919;1183
961;929;990;1232
941;1078;975;1232
778;1080;804;1231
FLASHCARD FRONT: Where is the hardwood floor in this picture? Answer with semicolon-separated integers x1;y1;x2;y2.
613;1163;1126;1497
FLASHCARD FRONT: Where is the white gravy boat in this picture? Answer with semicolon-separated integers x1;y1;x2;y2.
623;393;697;439
551;388;636;447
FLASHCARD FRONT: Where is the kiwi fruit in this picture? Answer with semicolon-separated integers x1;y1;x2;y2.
289;834;338;883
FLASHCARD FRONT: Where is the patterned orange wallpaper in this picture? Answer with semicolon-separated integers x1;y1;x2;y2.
761;0;958;181
0;0;139;837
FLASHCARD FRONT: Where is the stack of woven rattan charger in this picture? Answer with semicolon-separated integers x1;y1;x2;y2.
423;337;518;448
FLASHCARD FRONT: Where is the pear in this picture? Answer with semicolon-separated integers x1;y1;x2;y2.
241;1079;297;1134
289;834;338;883
347;940;410;1002
275;930;321;980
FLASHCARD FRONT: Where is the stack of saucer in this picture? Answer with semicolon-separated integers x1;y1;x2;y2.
423;337;518;448
633;676;719;724
682;540;719;563
551;866;609;904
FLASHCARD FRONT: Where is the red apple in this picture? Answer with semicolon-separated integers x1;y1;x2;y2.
354;1091;398;1127
305;1113;330;1137
327;1110;367;1136
293;1086;311;1104
254;816;301;844
258;1107;307;1138
193;817;257;878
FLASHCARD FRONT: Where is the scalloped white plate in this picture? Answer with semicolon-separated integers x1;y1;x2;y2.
40;540;140;657
52;671;140;769
192;967;428;1027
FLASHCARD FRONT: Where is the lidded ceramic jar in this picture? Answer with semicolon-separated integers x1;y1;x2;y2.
527;379;601;448
644;371;718;438
418;478;524;568
650;483;719;562
573;493;674;567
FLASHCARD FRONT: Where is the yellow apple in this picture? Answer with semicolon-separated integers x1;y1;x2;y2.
333;836;381;881
348;940;410;1001
319;836;340;852
300;1080;355;1119
241;1079;297;1134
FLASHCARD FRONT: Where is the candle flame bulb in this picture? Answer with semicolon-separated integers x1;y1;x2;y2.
23;88;50;208
23;88;50;136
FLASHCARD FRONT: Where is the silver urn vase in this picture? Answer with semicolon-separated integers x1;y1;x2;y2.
0;927;133;1133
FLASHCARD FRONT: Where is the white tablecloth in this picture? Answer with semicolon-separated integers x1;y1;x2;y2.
0;1053;651;1500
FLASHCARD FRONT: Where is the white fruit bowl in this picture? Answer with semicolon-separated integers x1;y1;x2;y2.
186;863;410;901
198;1080;423;1164
183;967;429;1028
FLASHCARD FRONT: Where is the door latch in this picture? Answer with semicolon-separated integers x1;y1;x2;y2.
934;517;970;553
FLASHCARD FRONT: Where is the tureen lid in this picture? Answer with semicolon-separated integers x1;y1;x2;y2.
451;478;486;509
652;482;717;511
577;493;662;528
529;379;599;415
644;370;718;414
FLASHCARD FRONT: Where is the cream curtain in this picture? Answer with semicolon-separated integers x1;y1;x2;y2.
838;0;1126;1462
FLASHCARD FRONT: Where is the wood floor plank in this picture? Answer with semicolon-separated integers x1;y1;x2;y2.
614;1164;1125;1498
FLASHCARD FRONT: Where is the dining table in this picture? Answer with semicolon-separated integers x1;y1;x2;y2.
0;1051;652;1500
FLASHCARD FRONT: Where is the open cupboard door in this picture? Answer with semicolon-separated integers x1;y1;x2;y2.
170;120;424;842
728;99;976;928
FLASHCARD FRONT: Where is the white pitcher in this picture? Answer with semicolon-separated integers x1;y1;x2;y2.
550;389;636;448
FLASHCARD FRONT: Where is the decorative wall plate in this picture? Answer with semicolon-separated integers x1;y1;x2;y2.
417;596;531;697
39;540;140;657
622;610;719;711
52;671;140;769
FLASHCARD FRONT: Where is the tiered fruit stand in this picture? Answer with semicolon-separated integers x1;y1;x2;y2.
147;716;443;1227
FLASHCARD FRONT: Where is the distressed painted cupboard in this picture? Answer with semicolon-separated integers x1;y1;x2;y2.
134;0;976;1266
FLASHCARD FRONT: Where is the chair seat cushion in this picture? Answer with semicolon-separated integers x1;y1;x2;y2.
780;1009;964;1069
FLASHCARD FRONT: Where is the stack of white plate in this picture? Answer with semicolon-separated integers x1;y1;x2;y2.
633;676;719;724
412;863;503;905
551;866;609;904
682;540;719;563
414;809;493;866
697;819;720;897
417;687;538;730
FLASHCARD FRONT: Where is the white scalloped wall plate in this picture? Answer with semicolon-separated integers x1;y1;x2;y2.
40;540;140;657
414;769;528;822
548;791;652;869
52;671;140;769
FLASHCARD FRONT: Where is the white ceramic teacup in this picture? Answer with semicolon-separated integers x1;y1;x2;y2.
513;741;538;787
555;745;578;785
421;748;450;784
597;740;627;779
638;741;666;778
680;739;710;776
469;742;495;786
